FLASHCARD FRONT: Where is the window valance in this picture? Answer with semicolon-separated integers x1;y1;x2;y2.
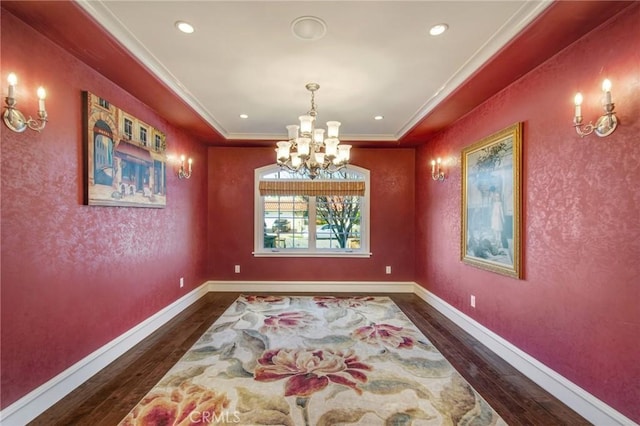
259;180;365;196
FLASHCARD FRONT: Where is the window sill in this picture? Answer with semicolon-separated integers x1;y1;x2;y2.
253;250;372;258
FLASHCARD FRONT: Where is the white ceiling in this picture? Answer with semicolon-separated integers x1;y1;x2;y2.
77;1;552;142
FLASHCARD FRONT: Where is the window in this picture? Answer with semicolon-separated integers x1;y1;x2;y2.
155;134;163;152
98;98;110;109
139;127;148;146
123;118;133;140
255;165;370;257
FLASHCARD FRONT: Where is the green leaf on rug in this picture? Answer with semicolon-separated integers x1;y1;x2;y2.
218;358;253;379
241;311;260;327
385;408;437;425
432;373;479;424
303;334;355;348
199;325;229;344
236;386;290;413
238;329;268;358
315;408;371;426
157;365;207;387
359;377;434;401
237;411;295;426
210;321;236;334
235;386;294;425
323;307;348;323
370;350;453;378
182;343;234;362
234;301;248;313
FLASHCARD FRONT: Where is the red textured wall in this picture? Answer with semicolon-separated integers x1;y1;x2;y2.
207;147;415;282
415;4;640;421
1;12;209;408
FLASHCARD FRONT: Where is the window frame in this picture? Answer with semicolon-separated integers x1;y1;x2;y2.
254;164;371;258
139;126;148;146
123;118;133;140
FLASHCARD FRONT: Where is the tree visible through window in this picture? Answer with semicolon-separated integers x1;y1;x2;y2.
255;165;369;257
316;194;360;249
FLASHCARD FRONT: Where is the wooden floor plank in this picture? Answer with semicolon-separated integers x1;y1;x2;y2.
29;292;589;425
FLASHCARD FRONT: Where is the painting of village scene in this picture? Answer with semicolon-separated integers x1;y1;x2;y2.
461;122;522;278
84;92;167;208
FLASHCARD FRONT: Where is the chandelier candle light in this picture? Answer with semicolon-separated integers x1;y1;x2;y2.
276;83;351;179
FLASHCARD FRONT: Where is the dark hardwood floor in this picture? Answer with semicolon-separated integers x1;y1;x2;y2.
30;292;589;425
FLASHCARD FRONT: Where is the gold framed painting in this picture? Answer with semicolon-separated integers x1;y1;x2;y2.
83;91;167;208
461;122;523;278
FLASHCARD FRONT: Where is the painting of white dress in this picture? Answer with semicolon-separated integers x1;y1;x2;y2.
461;123;522;278
83;91;167;208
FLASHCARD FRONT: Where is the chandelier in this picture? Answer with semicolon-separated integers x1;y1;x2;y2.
275;83;351;179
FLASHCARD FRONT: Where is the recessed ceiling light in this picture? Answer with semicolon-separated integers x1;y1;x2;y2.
239;114;249;119
291;16;327;41
175;21;195;34
429;23;448;36
374;115;384;121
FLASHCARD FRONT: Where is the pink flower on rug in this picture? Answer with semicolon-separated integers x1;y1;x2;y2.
260;311;317;334
254;348;371;397
313;296;376;309
120;382;229;426
352;323;415;349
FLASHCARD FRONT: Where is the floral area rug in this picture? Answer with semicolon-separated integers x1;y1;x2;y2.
120;295;506;425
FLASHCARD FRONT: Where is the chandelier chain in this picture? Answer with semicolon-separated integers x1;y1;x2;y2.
308;87;317;117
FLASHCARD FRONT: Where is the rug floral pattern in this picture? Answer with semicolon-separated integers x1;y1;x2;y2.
120;295;506;425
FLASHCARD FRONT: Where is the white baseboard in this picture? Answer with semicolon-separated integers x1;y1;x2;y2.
413;284;637;426
207;280;415;293
0;282;210;426
2;281;634;426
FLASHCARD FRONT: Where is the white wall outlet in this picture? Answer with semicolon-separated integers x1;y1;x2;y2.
385;266;391;274
234;265;241;273
180;277;184;288
470;295;476;308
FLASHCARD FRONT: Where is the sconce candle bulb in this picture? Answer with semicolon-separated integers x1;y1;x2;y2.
177;154;193;179
573;79;617;138
37;87;46;112
7;73;17;98
3;72;48;133
431;157;445;181
574;92;583;118
602;79;612;105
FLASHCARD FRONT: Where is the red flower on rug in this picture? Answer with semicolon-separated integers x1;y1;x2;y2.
260;311;317;333
254;348;372;397
313;296;376;309
352;323;415;349
120;382;229;426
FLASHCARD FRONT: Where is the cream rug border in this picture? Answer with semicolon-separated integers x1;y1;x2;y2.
1;280;634;426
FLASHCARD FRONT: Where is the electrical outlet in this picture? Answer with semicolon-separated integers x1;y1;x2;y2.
385;266;391;274
234;265;241;273
180;277;184;288
470;295;476;308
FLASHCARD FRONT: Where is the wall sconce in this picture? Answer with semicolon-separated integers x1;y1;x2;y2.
431;157;445;181
177;155;193;179
573;79;617;138
3;72;48;133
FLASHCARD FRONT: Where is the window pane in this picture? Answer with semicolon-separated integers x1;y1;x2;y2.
316;195;361;249
263;195;309;249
